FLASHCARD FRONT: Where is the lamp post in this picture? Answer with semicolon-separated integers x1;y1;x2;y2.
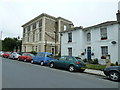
0;31;2;51
54;31;57;56
45;40;47;52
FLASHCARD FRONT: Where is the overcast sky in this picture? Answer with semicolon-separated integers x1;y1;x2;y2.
0;0;119;39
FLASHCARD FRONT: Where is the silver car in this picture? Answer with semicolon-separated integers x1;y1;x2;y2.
0;51;4;56
9;52;20;60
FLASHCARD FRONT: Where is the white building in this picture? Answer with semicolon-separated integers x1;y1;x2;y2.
61;20;120;64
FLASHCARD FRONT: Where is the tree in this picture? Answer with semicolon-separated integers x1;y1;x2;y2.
2;37;22;52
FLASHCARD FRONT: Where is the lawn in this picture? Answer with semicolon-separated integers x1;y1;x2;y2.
86;64;106;71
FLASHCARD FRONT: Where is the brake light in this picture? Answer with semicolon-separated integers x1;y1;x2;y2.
76;61;80;64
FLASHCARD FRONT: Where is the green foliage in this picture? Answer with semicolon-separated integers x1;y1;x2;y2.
111;63;116;66
86;64;106;71
83;58;87;63
2;37;22;52
84;58;99;64
30;51;37;55
92;58;98;64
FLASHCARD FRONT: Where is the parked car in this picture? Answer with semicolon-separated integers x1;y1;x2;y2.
49;56;86;72
18;53;34;62
31;52;54;66
104;66;120;81
2;52;11;58
8;52;21;60
0;51;4;56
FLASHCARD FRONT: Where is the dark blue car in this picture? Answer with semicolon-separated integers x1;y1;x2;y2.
31;52;54;66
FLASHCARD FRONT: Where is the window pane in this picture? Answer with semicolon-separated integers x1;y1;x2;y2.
101;46;108;56
68;48;72;56
68;33;72;42
100;28;107;39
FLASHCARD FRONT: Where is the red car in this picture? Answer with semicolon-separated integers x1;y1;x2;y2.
18;53;34;62
2;52;11;58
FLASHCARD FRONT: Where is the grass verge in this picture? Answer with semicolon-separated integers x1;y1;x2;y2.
86;64;106;71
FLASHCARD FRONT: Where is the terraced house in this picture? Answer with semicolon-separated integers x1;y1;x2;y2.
22;13;74;55
61;11;120;64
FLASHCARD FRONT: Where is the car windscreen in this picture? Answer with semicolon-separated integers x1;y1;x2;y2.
28;54;34;57
46;54;53;58
74;57;85;63
37;53;45;57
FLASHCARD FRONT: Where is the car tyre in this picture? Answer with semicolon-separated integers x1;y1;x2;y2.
31;60;34;64
40;61;44;66
79;69;85;72
109;71;120;81
69;65;75;72
49;63;54;68
13;57;15;60
18;58;20;61
24;59;27;62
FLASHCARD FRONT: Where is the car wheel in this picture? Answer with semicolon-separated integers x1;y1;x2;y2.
24;59;27;62
79;69;85;72
49;63;54;68
18;58;20;61
69;65;75;72
109;71;120;81
31;60;34;64
13;57;15;60
40;61;44;66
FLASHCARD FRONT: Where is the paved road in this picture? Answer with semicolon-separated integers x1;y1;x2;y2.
2;58;118;88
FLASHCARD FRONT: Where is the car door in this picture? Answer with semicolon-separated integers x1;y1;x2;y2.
56;56;67;68
64;57;74;68
36;53;45;63
21;53;27;60
45;54;54;63
27;54;32;61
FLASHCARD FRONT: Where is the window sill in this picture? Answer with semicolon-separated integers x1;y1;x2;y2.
101;38;107;40
68;41;72;43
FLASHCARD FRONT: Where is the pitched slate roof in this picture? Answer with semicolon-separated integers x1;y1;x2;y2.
83;21;118;30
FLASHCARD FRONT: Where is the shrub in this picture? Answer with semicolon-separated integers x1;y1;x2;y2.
89;59;94;64
83;58;87;63
30;51;37;55
111;63;116;66
92;58;98;64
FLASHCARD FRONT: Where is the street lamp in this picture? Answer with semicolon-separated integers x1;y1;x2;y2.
45;40;47;52
54;31;57;56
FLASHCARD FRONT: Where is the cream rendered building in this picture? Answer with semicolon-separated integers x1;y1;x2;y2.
22;13;73;55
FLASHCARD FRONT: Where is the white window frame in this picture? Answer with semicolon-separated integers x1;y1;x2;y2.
68;32;72;42
64;25;67;31
68;47;72;56
87;32;91;42
100;27;107;40
101;46;108;56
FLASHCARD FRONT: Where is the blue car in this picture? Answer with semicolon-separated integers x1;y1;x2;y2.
31;52;54;66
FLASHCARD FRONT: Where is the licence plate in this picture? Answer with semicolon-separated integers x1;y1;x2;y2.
81;67;85;69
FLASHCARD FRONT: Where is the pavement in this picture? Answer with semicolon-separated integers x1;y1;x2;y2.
84;69;105;76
